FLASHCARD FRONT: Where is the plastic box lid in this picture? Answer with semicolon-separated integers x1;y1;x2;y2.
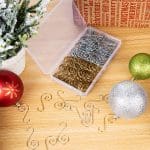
27;0;86;74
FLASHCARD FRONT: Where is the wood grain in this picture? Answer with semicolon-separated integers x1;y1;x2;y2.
0;1;150;150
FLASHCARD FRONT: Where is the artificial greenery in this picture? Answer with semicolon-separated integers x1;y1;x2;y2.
0;0;50;61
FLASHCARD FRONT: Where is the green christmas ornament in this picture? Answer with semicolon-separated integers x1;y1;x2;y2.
129;53;150;80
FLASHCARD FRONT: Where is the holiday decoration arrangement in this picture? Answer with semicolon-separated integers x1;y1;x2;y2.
0;1;150;149
0;0;149;116
0;0;50;74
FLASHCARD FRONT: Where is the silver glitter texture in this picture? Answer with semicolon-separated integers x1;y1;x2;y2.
109;80;147;119
70;28;118;67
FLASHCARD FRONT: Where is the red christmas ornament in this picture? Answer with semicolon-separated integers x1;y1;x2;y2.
0;70;24;107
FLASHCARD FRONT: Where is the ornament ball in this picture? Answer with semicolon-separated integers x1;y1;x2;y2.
0;70;24;107
109;80;147;119
129;53;150;80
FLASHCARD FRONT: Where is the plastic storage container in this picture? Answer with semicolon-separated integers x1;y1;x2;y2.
27;0;121;96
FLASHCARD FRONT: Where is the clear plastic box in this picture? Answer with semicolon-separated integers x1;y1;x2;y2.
27;0;121;96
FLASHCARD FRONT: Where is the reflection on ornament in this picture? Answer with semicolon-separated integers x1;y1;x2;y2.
0;87;2;95
109;80;147;119
3;81;20;99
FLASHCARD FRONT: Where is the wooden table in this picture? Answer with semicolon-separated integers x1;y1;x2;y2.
0;1;150;150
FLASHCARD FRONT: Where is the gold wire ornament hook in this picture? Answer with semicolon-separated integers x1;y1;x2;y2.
16;102;21;108
131;77;135;81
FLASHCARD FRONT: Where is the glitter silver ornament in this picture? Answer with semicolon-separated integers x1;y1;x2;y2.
109;80;147;119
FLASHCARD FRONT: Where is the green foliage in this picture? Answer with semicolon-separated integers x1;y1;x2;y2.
0;0;50;61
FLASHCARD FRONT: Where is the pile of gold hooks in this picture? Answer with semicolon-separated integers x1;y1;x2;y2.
53;56;101;92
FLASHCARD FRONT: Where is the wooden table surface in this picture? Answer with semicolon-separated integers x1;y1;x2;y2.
0;1;150;150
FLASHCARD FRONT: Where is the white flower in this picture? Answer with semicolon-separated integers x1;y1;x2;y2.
0;29;2;36
0;39;13;53
29;27;38;35
0;40;6;53
25;13;39;26
36;0;50;14
5;45;14;51
0;39;6;49
40;0;50;8
0;0;6;9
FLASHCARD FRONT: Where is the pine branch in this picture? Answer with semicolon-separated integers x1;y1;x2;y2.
0;0;49;60
0;47;21;60
15;0;30;30
27;0;42;12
